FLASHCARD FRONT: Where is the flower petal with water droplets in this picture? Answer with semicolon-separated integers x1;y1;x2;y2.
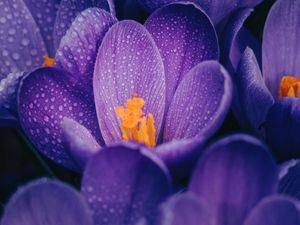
53;0;110;50
163;61;232;142
18;67;103;171
82;143;172;225
93;20;165;145
61;117;101;169
55;7;117;82
23;0;61;56
0;0;47;80
145;3;219;106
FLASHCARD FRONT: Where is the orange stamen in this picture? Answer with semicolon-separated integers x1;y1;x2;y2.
115;96;156;147
42;55;55;67
279;76;300;98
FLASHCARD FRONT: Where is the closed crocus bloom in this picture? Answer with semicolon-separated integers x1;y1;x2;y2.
17;3;233;179
141;134;300;225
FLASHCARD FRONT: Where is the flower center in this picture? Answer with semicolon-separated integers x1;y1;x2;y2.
115;95;156;147
42;55;55;67
279;76;300;98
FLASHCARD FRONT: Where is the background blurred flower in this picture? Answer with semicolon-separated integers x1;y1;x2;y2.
144;134;300;225
1;144;172;225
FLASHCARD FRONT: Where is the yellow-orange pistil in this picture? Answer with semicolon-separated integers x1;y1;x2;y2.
279;76;300;98
42;55;55;67
115;96;156;147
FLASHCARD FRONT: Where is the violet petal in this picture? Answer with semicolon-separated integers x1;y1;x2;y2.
145;3;219;107
163;61;232;142
220;8;253;73
1;178;93;225
82;143;172;225
61;117;101;170
265;98;300;160
53;0;110;50
189;134;278;225
243;195;300;225
156;138;205;180
235;47;274;135
0;0;47;80
93;20;165;145
262;0;300;98
155;193;212;225
55;7;117;80
18;67;102;171
23;0;61;56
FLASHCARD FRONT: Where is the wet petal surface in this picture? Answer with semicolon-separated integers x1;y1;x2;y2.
82;144;172;225
0;0;47;80
61;117;101;169
163;61;232;142
235;47;274;135
53;0;110;50
93;20;165;145
18;67;102;171
145;3;219;106
55;8;117;81
23;0;61;55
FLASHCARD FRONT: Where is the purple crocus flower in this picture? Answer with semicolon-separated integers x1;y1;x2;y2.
227;0;300;160
146;134;300;225
0;0;112;126
16;3;233;178
1;143;172;225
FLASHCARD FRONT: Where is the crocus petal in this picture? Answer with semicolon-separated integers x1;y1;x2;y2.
23;0;61;56
279;160;300;200
220;8;253;73
262;0;300;98
93;20;165;144
55;8;117;80
154;193;212;225
265;98;300;160
0;71;25;113
61;117;101;169
163;61;232;142
1;178;93;225
82;143;172;225
230;28;262;72
235;47;274;135
53;0;110;50
243;195;300;225
189;134;278;225
156;138;205;180
139;0;263;25
18;67;103;171
0;0;47;80
145;3;219;106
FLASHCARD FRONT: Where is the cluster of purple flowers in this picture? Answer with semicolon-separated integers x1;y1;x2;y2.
1;0;300;224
